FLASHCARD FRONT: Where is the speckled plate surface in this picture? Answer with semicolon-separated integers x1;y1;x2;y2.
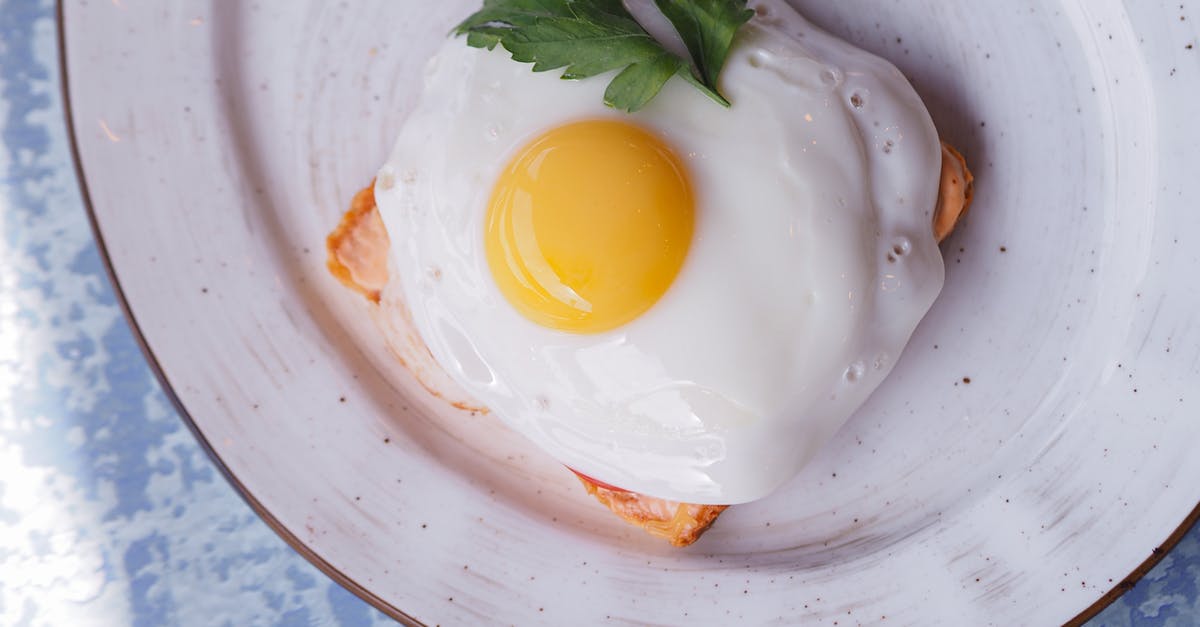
62;1;1200;624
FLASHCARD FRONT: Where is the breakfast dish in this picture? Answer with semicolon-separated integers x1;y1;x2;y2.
328;0;973;545
69;0;1200;619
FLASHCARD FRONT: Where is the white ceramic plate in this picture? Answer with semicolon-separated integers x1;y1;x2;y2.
63;1;1200;624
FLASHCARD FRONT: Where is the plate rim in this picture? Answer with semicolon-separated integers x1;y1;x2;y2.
54;3;420;625
53;1;1200;624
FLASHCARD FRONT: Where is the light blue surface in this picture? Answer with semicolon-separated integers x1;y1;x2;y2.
0;0;1195;625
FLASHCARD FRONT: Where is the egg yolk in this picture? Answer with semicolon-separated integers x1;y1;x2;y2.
485;120;695;334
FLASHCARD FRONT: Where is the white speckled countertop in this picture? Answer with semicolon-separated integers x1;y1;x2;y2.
0;0;1196;624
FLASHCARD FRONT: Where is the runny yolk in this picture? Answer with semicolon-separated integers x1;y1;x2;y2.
484;119;695;334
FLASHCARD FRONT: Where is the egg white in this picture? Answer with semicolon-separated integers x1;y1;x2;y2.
374;0;944;504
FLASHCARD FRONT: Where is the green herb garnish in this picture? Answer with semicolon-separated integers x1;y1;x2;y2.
454;0;754;112
651;1;754;103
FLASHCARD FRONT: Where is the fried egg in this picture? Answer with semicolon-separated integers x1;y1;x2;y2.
373;0;945;504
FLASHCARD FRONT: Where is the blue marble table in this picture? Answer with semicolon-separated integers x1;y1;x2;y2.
0;0;1195;624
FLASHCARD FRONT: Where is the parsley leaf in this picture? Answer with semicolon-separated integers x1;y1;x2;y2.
453;0;749;112
652;0;755;104
604;52;687;112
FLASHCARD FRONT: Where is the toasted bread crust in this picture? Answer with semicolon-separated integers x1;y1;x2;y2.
326;182;390;303
575;473;728;547
935;142;975;243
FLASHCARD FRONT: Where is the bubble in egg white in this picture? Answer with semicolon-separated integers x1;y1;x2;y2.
694;442;723;463
820;66;844;87
844;361;867;384
850;90;868;109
